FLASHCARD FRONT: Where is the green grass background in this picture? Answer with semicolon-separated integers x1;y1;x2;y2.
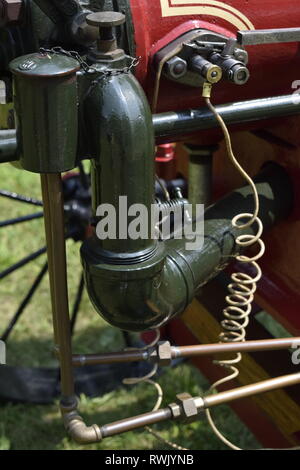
0;162;259;450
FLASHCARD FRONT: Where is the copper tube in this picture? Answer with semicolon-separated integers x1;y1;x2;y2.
71;337;300;367
100;408;173;438
63;371;300;442
40;174;74;399
175;337;300;358
201;372;300;409
72;349;148;367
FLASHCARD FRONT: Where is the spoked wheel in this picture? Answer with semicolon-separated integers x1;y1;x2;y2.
0;162;149;404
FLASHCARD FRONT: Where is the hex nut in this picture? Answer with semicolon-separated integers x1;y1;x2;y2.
168;402;181;419
0;0;23;26
157;341;172;366
176;393;199;423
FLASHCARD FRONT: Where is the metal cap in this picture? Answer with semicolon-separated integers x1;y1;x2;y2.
9;52;80;78
86;11;125;28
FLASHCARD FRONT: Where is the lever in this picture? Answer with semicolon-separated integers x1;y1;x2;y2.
237;27;300;46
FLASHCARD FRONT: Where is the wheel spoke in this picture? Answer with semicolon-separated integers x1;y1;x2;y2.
0;189;43;207
1;263;48;342
70;273;84;335
0;247;47;280
0;212;44;228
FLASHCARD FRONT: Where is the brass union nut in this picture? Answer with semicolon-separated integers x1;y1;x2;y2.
0;0;23;26
175;392;198;423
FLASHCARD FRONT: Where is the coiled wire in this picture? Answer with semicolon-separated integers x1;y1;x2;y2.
204;97;265;450
122;329;188;450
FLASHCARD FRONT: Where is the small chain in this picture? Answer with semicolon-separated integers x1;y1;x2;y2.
39;46;141;76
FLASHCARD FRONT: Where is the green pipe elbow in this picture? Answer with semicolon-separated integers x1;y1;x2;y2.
81;163;293;332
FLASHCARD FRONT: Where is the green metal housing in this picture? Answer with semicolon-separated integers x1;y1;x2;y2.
9;52;80;173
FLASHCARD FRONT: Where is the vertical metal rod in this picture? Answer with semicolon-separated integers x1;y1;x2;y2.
40;173;75;399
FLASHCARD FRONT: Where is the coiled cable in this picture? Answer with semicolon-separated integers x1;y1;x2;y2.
122;329;188;450
204;94;265;450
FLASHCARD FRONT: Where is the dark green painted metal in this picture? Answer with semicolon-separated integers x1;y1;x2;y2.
9;52;80;173
82;62;155;255
2;93;300;164
0;130;18;163
81;163;293;332
153;95;300;141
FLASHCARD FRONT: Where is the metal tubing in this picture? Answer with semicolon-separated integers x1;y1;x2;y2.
201;372;300;409
153;94;300;139
64;371;300;443
100;408;173;438
176;337;300;358
72;349;147;367
71;337;300;367
3;94;300;163
40;174;75;400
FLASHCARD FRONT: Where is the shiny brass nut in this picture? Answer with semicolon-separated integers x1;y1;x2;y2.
176;392;198;423
0;0;23;25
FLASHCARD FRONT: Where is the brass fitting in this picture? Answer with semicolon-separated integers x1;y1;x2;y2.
63;411;102;445
174;392;199;423
149;340;173;366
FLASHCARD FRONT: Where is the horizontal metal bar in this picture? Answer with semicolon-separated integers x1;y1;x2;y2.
82;372;300;440
202;372;300;409
72;349;147;367
153;94;300;139
176;337;300;358
100;408;173;438
237;28;300;46
2;95;300;162
71;337;300;367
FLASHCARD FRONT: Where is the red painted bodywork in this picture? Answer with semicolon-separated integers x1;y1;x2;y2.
128;0;300;112
132;0;300;445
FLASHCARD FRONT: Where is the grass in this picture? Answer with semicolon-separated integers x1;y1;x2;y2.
0;162;259;450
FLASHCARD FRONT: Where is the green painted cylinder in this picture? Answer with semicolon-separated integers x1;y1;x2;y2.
9;52;80;173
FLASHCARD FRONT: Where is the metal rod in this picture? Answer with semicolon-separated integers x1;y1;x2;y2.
0;247;46;280
71;337;300;367
202;372;300;409
3;94;300;162
0;211;43;228
1;262;48;342
0;189;43;206
100;408;173;438
70;371;300;440
175;337;300;358
72;349;147;367
153;94;300;139
40;173;75;400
